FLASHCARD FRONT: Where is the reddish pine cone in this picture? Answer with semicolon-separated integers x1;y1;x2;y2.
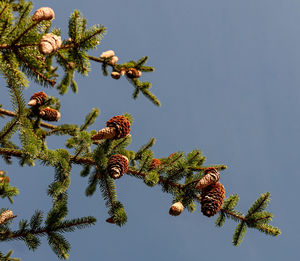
126;68;142;79
200;182;225;217
169;202;184;216
0;176;10;183
149;158;161;170
107;154;129;179
195;167;220;190
106;115;131;139
39;107;61;121
106;217;115;224
28;91;47;106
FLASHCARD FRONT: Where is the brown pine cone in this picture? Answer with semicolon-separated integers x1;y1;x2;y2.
39;107;61;121
28;91;47;106
91;115;131;140
0;210;14;225
195;167;220;190
106;217;115;224
126;68;142;79
169;202;184;216
200;182;225;217
149;158;161;170
39;33;62;55
107;154;129;179
111;72;121;79
32;7;55;22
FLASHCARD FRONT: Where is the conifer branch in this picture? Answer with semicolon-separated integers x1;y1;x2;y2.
11;21;41;45
220;208;246;222
14;49;56;86
0;4;8;18
5;218;95;239
0;43;38;49
0;108;57;129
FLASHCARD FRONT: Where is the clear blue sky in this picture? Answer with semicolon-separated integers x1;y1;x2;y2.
1;0;298;260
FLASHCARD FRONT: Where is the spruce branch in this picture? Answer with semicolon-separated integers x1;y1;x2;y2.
14;48;56;86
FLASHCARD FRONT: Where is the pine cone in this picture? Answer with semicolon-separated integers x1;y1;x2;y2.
169;202;184;216
126;68;142;79
92;115;131;140
28;91;47;106
195;167;220;189
149;158;161;170
106;217;115;224
39;107;61;121
107;154;129;179
200;182;225;217
39;33;62;55
0;210;14;225
100;50;115;59
109;56;119;65
32;7;55;22
111;71;121;79
0;176;10;183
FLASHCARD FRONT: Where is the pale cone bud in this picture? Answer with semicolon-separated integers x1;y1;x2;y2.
39;33;62;55
100;50;115;59
109;56;119;65
0;210;14;225
195;169;220;190
28;99;37;106
111;72;121;79
120;68;126;76
91;127;117;140
32;7;55;22
169;202;184;216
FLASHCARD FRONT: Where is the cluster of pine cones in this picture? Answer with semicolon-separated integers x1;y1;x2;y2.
28;92;60;121
169;167;225;218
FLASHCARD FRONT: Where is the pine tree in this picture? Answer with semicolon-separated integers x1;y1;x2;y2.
0;1;281;259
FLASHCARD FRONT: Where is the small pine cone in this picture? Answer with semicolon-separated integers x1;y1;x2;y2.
32;7;55;22
39;33;62;55
107;154;129;179
106;115;131;139
195;167;220;190
111;71;121;79
200;182;225;217
169;202;184;216
109;56;119;65
0;176;10;183
149;158;161;170
28;91;47;106
39;107;61;121
91;115;130;140
0;210;14;225
126;68;142;79
100;50;115;59
120;68;127;76
106;217;115;224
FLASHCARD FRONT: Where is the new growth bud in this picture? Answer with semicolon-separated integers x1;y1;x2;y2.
100;50;115;59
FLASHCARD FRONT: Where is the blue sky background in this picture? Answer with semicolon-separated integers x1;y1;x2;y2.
0;0;298;260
